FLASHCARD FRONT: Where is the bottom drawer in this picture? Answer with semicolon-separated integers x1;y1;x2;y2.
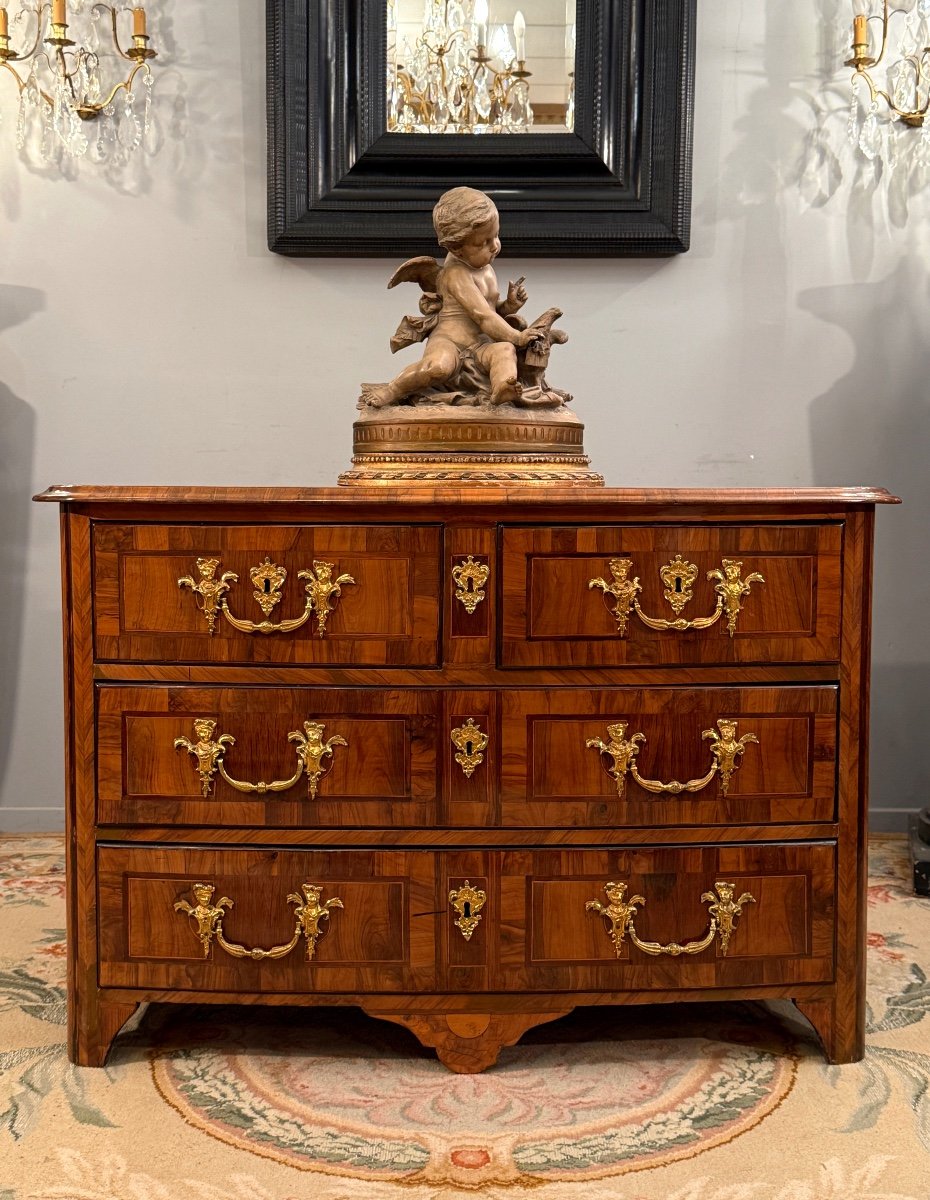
97;842;835;994
97;847;438;993
498;843;836;991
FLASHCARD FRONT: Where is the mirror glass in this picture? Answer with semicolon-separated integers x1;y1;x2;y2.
387;0;576;134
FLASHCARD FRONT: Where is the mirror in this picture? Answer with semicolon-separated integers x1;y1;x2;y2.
387;0;576;133
267;0;696;257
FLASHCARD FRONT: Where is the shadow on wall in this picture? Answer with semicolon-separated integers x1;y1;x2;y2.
0;285;42;796
802;258;930;825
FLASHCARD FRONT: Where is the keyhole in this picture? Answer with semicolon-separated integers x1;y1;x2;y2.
264;579;271;594
463;901;472;918
675;577;682;593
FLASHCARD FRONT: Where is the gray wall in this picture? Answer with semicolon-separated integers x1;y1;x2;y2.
0;1;926;831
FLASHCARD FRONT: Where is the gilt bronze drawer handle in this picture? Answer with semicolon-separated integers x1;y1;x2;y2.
174;881;343;962
448;880;487;941
586;719;758;800
452;556;490;614
588;556;764;638
174;718;347;800
179;556;355;638
451;718;489;779
586;880;756;959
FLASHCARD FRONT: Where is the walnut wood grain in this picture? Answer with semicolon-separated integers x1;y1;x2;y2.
96;685;439;828
39;486;889;1070
501;686;838;828
500;523;842;667
35;484;901;506
365;1010;575;1073
92;523;441;666
96;824;841;846
497;843;835;992
96;842;833;997
91;662;847;686
97;846;437;994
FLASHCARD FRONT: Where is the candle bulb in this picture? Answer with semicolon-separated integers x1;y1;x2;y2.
52;0;66;26
514;10;526;61
133;7;147;37
853;13;867;44
474;0;488;48
0;8;8;37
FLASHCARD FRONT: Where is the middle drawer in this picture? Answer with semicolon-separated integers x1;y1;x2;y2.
97;684;838;829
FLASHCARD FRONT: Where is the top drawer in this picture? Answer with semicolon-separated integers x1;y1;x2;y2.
92;524;442;666
500;524;842;667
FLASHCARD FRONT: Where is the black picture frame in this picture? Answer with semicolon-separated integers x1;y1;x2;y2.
267;0;696;257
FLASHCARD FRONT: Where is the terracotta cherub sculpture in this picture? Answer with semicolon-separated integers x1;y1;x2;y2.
359;186;570;410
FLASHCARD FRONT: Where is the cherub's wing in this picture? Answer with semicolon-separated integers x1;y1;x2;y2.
388;256;442;292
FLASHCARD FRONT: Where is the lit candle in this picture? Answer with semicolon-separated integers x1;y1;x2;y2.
0;9;8;37
52;0;66;26
514;10;526;61
853;13;867;44
133;7;147;37
474;0;488;48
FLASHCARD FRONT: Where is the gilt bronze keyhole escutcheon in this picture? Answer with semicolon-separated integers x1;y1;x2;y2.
452;557;490;615
449;881;487;942
451;718;489;779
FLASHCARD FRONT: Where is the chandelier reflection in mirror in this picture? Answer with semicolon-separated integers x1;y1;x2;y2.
387;0;575;134
845;0;930;168
0;0;156;164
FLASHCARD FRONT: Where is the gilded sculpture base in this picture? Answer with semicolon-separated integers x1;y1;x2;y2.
339;404;604;487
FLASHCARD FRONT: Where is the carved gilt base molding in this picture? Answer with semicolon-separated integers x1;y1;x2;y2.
340;409;604;487
339;453;604;486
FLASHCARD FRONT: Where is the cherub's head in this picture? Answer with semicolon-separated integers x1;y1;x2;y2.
302;721;325;747
192;882;215;906
433;186;501;267
193;718;217;742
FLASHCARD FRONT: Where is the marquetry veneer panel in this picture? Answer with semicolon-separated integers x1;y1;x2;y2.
500;524;842;667
499;686;838;827
92;523;442;666
97;846;436;993
96;685;440;828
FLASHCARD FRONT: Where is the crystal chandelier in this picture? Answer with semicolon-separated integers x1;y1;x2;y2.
845;0;930;167
387;0;534;134
0;0;156;163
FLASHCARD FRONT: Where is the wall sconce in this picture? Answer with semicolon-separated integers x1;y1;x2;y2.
845;0;930;163
0;1;156;163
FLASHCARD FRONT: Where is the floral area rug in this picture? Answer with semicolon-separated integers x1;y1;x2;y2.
1;835;928;1200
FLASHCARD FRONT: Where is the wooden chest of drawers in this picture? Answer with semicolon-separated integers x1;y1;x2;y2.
36;484;898;1072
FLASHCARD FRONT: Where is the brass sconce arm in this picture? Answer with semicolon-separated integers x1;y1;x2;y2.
845;0;930;126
